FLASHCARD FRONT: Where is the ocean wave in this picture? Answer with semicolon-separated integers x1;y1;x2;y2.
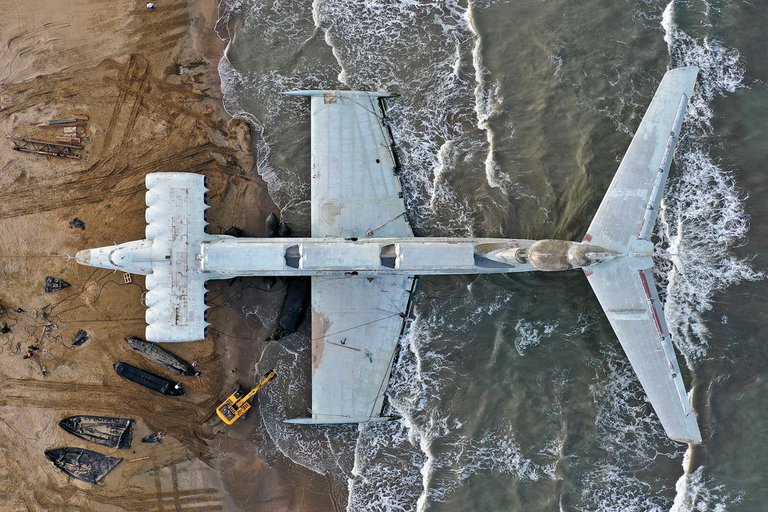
574;340;683;511
513;319;559;356
465;2;510;192
215;1;761;510
670;448;744;512
348;302;559;511
257;331;360;486
654;2;759;510
311;0;509;235
657;0;763;362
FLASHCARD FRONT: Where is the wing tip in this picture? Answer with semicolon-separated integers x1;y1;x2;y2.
669;430;702;445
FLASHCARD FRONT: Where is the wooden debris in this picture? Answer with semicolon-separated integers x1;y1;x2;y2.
7;136;83;159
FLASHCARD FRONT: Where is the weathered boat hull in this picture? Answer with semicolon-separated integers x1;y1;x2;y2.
45;447;122;484
275;277;310;337
58;416;133;450
124;336;199;376
114;362;184;396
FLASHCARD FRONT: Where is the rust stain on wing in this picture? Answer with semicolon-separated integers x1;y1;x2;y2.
320;200;341;226
312;309;331;369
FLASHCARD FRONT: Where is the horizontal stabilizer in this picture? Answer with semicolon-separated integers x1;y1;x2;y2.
586;258;701;443
585;67;698;252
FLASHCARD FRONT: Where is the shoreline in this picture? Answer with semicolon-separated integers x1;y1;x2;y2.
0;0;334;510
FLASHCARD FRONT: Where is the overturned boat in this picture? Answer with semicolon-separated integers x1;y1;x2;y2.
269;277;310;340
58;416;133;450
114;362;184;396
124;336;200;376
45;447;122;484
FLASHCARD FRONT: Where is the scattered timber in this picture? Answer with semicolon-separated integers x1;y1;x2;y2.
7;136;82;159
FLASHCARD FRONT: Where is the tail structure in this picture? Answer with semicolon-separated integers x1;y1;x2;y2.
584;67;701;444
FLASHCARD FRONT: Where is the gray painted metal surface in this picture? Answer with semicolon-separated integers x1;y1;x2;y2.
586;259;701;443
291;90;415;424
75;68;703;444
584;66;701;443
286;90;411;239
585;66;697;251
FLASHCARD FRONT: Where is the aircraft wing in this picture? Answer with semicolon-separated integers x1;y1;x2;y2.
143;173;209;342
285;90;411;238
586;258;701;444
285;275;415;423
584;67;698;251
285;91;414;423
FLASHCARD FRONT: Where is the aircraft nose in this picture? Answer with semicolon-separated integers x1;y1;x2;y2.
75;250;91;265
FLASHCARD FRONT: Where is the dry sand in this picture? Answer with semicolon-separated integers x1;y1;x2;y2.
0;1;338;510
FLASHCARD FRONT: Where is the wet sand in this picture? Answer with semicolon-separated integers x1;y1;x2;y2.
0;1;336;510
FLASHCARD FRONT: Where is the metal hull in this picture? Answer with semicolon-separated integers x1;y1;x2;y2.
124;336;199;376
114;362;184;396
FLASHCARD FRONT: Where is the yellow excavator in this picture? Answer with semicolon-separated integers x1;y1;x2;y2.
216;370;277;425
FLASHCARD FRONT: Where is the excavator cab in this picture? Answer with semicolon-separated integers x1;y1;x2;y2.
216;370;277;426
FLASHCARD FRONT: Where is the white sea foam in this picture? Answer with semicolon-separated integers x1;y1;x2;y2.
464;2;510;192
578;464;667;512
656;3;758;510
658;0;762;362
347;302;557;511
258;333;359;483
670;445;743;512
513;319;559;356
311;0;504;234
590;345;681;464
217;0;334;228
575;3;758;508
577;341;682;511
241;300;279;327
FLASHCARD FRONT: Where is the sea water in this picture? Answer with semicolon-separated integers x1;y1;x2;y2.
216;1;767;510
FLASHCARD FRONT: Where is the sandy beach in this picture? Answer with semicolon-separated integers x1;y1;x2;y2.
0;1;337;510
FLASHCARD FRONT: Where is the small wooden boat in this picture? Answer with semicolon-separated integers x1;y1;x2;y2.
114;362;184;396
45;447;122;484
58;416;133;449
